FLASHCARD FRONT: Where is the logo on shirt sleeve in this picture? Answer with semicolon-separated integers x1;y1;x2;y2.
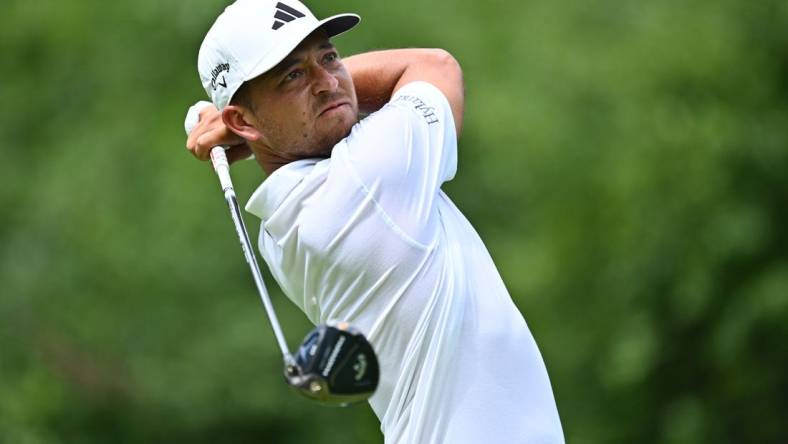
394;95;440;125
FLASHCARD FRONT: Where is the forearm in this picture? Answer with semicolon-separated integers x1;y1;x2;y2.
344;49;412;113
343;48;464;133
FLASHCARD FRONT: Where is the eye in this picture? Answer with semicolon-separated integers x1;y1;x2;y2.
323;51;339;64
284;69;303;82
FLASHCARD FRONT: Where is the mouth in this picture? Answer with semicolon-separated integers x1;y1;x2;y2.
318;101;350;117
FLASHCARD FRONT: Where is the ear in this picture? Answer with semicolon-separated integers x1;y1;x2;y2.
222;105;263;142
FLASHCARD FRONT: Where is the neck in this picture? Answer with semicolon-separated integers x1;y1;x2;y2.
249;141;323;175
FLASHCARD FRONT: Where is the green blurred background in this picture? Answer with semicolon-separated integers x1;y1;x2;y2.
1;0;787;442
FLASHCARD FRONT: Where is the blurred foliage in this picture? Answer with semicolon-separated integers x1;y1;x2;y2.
1;0;787;442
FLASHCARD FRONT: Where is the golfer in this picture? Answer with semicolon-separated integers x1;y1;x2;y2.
186;0;564;442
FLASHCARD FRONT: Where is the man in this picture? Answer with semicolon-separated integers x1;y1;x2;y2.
186;0;564;442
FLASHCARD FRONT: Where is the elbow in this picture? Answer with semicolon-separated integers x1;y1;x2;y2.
427;49;464;134
427;48;463;80
396;48;465;134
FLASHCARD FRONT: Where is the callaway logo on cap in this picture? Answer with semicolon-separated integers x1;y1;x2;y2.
209;63;229;90
197;0;360;110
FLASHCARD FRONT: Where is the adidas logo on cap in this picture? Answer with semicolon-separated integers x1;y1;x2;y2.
272;2;306;30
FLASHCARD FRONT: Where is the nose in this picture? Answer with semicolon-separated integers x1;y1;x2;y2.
310;64;339;96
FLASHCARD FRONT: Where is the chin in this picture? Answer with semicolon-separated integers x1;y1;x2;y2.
315;114;356;154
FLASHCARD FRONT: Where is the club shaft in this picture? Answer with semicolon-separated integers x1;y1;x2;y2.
222;188;292;360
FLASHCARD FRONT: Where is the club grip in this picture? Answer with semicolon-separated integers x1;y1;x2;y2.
210;146;233;192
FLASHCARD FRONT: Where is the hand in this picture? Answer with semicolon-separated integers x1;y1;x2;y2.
185;103;253;164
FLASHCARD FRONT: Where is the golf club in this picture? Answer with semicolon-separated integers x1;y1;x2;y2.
184;101;379;406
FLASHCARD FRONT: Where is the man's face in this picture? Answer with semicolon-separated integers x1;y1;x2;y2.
243;31;358;159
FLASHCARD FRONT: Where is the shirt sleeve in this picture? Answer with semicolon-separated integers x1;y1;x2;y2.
331;81;458;245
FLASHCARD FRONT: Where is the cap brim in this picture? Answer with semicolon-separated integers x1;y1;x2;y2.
319;13;360;38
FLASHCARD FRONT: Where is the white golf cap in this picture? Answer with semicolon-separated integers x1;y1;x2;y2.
198;0;360;110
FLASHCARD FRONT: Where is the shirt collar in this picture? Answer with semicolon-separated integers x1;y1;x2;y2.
244;158;319;221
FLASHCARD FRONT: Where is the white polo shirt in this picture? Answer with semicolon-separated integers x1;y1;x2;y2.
245;81;564;443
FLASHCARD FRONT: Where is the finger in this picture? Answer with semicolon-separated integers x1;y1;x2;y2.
193;127;247;160
186;118;214;150
198;103;220;122
197;128;246;156
186;118;225;151
186;104;222;149
226;144;253;165
186;121;203;150
192;126;229;160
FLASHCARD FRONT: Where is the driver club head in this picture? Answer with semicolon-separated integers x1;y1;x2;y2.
285;322;379;406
